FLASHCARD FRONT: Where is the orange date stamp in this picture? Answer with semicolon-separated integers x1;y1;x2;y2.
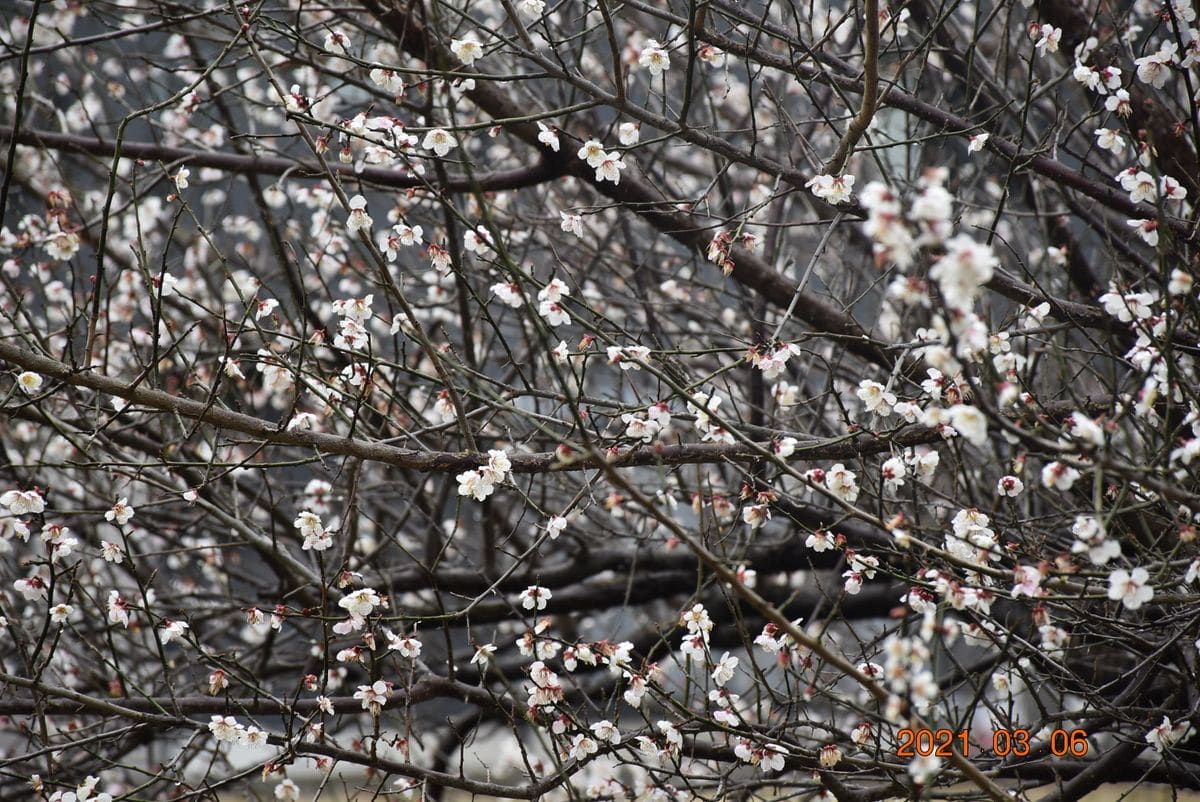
896;728;1089;758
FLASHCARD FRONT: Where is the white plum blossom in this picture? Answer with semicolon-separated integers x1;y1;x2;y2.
734;740;787;772
338;587;381;618
386;630;423;658
294;510;332;550
948;404;988;446
454;469;486;500
577;139;607;166
568;733;599;760
1011;565;1044;598
44;230;81;260
881;457;907;490
1127;218;1158;246
929;234;996;308
1134;42;1177;88
1107;567;1153;610
539;277;569;303
460;226;494;258
393;222;423;246
105;498;135;526
638;40;671;75
621;412;660;443
607;345;650;369
680;603;713;637
910;449;940;481
698;44;725;65
1033;24;1062;54
594;152;626;185
806;528;836;552
369;67;404;94
856;380;896;416
775;437;798;458
997;475;1024;497
208;715;245;743
450;35;484;65
825;463;860;503
1094;127;1126;154
623;673;648;707
546;515;568;540
518;585;552;611
1072;515;1121;564
1161;175;1187;201
1073;62;1122;94
160;619;190;644
538;279;572;325
1065;412;1105;448
560;212;583;237
1099;283;1155;322
14;575;47;600
254;298;279;320
1041;461;1081;491
711;651;738;686
742;503;771;529
491;282;523;307
323;30;350;53
806;173;855;204
1169;269;1194;296
2;488;45;515
591;719;620;744
354;680;392;716
16;371;43;394
107;591;130;628
457;450;512;501
1146;716;1192;753
1125;169;1157;203
819;744;844;768
908;754;942;784
471;643;497;665
749;342;802;378
540;298;571;326
345;194;372;234
946;508;999;566
536;122;560;151
481;449;511;484
423;128;457;157
849;552;878;581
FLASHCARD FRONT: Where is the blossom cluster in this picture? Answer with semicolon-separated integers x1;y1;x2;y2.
456;449;513;501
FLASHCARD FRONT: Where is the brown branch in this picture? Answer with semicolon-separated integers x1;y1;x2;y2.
995;751;1200;792
1026;740;1153;802
0;10;223;64
356;0;901;372
277;736;560;800
821;0;879;176
0;125;567;193
594;460;1013;802
0;335;890;470
1036;0;1200;197
0;673;546;799
625;0;1194;239
0;340;1113;476
0;672;516;718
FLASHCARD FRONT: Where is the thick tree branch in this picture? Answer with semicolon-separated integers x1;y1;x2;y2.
0;125;568;193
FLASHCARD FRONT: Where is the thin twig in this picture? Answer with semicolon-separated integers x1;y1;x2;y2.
821;0;879;176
